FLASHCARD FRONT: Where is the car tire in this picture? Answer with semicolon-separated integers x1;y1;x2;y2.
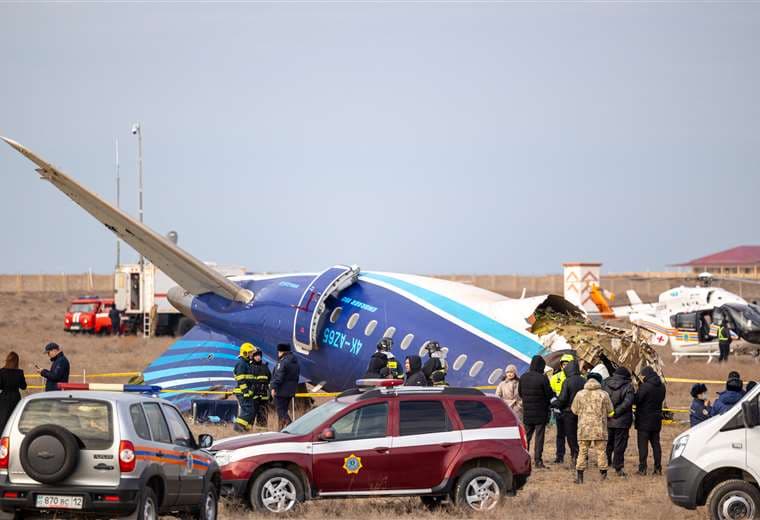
186;485;218;520
19;425;80;484
250;468;304;514
454;468;505;512
126;487;159;520
707;479;760;520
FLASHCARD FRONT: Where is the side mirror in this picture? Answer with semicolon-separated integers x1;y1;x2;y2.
198;434;214;449
319;428;335;441
742;400;760;429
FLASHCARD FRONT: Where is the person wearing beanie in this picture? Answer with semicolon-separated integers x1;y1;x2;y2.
603;366;635;477
518;355;554;468
587;372;604;385
689;383;712;426
270;343;300;429
496;364;522;421
711;376;745;416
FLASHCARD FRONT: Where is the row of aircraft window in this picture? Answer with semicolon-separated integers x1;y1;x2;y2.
328;306;504;384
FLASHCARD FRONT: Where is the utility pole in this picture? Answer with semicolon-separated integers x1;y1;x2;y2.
115;138;121;267
132;122;148;336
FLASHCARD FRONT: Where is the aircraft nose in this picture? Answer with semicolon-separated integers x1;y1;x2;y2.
167;285;194;319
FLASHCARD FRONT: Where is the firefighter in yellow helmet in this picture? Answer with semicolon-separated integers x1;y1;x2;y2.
233;342;256;432
549;353;575;463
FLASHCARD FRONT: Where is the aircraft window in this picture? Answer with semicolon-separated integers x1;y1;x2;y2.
488;368;503;384
453;354;468;371
400;333;414;350
330;307;342;324
383;327;396;339
347;313;360;330
469;361;484;377
418;341;431;357
364;320;378;336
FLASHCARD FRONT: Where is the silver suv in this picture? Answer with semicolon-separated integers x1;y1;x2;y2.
0;391;220;520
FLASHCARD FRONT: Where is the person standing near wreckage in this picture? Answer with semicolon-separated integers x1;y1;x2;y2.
271;343;300;429
571;373;613;484
604;367;635;477
519;355;553;468
233;343;256;432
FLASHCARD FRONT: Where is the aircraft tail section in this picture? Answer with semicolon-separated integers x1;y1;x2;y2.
142;325;274;411
626;290;643;305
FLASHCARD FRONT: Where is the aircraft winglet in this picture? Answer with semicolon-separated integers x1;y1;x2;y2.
1;136;254;304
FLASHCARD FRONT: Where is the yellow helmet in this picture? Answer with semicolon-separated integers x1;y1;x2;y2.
240;342;256;356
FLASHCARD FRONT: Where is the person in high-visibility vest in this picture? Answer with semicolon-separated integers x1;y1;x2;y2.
717;320;733;362
233;343;256;432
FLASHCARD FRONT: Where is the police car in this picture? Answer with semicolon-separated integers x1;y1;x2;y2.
212;379;530;513
0;384;220;519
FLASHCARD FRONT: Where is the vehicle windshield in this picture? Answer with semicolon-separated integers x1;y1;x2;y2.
69;303;97;313
281;400;350;436
18;398;113;450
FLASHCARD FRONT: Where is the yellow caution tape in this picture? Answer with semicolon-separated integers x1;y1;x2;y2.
664;377;725;385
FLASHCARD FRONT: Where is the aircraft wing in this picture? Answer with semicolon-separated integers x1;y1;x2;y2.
1;136;253;303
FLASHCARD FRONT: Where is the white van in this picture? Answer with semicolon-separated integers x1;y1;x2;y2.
667;384;760;519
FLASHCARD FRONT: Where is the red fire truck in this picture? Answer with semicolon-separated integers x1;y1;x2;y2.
63;296;121;334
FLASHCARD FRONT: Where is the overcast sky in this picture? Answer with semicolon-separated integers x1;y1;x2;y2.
1;2;758;276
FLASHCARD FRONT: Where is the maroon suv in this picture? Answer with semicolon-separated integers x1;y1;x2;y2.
212;384;530;513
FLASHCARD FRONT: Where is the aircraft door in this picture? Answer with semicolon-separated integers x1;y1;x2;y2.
292;265;360;353
130;273;141;311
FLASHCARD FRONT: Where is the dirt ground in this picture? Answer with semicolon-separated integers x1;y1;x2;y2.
0;292;757;519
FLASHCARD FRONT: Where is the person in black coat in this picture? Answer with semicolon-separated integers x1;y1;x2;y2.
689;383;712;427
556;360;586;465
518;355;553;468
403;356;429;386
0;352;27;434
270;343;300;429
364;348;389;379
634;366;666;475
108;305;122;336
603;367;634;476
40;343;70;392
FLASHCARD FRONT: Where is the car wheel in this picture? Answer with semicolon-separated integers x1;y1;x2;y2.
707;479;760;520
454;468;505;512
19;425;80;484
185;486;218;520
126;487;159;520
250;468;304;514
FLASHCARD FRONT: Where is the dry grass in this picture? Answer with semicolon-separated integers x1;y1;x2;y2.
1;292;758;519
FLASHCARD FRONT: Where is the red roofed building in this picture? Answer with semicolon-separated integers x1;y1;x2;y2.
675;245;760;278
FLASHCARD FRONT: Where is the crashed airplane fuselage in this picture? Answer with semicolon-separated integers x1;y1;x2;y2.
2;136;601;409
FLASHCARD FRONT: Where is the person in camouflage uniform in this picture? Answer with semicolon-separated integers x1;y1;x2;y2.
571;376;614;484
